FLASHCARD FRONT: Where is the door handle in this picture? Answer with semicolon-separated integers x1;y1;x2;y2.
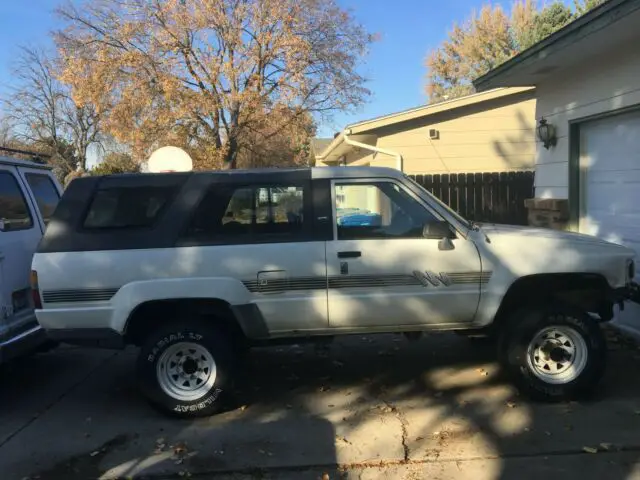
337;251;361;259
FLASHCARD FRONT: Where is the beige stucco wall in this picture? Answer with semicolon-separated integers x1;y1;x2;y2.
341;91;536;175
534;46;640;199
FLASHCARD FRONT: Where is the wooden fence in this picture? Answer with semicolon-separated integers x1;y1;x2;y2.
408;171;534;226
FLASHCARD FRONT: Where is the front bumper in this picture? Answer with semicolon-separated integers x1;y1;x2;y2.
0;324;49;364
610;281;640;307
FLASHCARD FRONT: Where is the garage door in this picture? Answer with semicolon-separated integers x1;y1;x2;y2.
581;109;640;335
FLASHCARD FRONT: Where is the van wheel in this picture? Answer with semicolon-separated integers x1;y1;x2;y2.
499;304;606;401
137;320;236;418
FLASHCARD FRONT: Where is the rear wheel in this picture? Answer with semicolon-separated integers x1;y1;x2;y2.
499;304;606;401
137;319;237;417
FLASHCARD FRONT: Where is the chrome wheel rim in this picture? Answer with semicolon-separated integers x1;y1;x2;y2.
526;325;588;384
156;342;217;401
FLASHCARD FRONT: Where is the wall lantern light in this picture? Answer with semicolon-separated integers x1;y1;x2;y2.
537;117;557;149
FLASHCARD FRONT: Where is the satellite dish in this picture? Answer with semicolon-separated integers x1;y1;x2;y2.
147;146;193;173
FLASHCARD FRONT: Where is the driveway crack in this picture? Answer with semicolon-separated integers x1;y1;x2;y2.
381;399;410;463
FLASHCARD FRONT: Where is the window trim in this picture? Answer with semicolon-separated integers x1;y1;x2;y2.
0;169;34;232
176;180;317;247
23;172;61;225
80;184;179;231
330;178;447;242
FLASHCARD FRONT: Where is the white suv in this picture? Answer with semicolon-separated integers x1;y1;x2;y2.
1;156;62;364
32;167;636;416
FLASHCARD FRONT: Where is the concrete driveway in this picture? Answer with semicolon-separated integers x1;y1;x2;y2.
1;330;640;480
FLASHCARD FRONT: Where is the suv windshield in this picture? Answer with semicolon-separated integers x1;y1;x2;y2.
403;174;471;230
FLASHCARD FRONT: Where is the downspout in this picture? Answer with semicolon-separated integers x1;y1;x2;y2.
343;129;403;172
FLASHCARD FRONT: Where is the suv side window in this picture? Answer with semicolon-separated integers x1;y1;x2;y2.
83;186;174;229
182;183;306;244
25;173;60;224
335;181;438;240
0;171;33;231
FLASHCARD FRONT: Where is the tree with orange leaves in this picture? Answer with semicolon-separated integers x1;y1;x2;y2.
425;0;603;103
56;0;374;169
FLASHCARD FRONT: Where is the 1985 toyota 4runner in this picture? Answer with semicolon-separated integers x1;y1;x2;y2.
31;167;637;417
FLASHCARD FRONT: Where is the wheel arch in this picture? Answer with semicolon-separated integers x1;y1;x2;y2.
123;298;261;347
493;272;614;327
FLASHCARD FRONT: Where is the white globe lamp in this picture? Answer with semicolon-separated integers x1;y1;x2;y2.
147;146;193;173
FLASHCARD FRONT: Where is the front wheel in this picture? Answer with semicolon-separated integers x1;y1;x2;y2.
499;304;606;401
137;320;236;417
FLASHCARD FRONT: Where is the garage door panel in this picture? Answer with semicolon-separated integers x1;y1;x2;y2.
582;108;640;334
582;110;640;172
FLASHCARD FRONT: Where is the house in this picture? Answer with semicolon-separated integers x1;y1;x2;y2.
314;87;536;175
313;87;537;224
473;0;640;335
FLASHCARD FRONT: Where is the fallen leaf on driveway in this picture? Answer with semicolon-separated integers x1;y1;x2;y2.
416;436;424;441
174;443;187;455
175;459;183;465
600;443;612;450
90;451;100;457
583;447;598;454
328;404;335;408
321;473;330;480
506;401;517;408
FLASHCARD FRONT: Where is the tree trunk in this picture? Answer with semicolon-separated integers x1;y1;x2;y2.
223;137;238;170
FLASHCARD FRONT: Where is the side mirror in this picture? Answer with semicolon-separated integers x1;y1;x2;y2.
423;220;453;239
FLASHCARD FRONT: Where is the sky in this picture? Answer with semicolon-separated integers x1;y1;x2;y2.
0;0;566;140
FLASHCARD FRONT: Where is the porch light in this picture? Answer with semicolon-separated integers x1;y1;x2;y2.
537;118;557;149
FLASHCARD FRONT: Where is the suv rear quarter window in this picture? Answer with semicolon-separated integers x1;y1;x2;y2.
83;186;175;229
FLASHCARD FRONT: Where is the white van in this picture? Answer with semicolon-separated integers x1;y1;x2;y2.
0;156;62;363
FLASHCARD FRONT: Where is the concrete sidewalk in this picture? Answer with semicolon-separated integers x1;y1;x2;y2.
0;331;639;480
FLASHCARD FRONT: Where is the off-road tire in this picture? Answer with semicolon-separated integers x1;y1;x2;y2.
498;304;606;401
137;319;236;418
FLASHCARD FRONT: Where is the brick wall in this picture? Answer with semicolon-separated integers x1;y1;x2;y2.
524;198;569;230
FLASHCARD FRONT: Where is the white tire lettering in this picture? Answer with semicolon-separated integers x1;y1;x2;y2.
172;388;223;413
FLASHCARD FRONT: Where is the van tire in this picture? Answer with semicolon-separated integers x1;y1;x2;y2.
137;319;236;418
498;304;606;401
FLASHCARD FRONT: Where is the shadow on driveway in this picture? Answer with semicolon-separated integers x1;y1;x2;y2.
0;331;639;479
